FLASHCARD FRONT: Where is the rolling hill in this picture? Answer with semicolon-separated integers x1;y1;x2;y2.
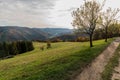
0;39;113;80
0;26;73;42
39;28;73;38
0;26;48;42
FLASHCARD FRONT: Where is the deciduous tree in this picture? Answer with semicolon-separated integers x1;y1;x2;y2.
72;0;105;47
100;8;120;42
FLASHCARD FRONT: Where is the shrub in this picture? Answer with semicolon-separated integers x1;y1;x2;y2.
76;37;89;42
47;41;52;49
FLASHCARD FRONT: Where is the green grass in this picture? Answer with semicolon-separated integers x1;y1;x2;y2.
0;39;113;80
101;44;120;80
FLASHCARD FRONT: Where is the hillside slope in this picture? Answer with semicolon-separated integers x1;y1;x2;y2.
0;27;73;42
39;28;73;38
0;26;49;42
0;39;113;80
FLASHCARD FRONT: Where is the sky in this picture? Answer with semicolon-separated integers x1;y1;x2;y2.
0;0;120;29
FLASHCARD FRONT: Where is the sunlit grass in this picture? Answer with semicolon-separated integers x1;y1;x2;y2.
0;39;113;80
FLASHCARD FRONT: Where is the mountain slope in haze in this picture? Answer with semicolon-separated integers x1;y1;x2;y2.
39;28;73;38
0;26;73;42
0;26;48;42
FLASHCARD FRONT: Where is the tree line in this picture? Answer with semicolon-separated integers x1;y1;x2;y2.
0;41;34;58
72;0;120;47
93;23;120;40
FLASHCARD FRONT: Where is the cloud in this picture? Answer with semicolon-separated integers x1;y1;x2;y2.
0;0;120;29
0;0;82;28
0;0;57;27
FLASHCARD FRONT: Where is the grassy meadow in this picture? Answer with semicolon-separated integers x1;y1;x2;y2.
0;39;113;80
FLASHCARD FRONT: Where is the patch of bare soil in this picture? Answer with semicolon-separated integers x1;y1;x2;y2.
74;38;120;80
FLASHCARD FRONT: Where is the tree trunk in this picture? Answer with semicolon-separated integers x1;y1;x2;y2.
105;26;108;42
90;34;93;47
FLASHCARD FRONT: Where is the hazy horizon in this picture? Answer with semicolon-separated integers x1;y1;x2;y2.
0;25;72;29
0;0;120;29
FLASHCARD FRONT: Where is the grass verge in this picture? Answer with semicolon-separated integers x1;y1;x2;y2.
101;45;120;80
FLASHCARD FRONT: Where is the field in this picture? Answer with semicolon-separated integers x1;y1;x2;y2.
0;39;113;80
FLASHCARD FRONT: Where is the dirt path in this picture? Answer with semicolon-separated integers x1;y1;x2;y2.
74;38;120;80
111;54;120;80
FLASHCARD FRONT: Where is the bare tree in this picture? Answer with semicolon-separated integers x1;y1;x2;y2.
100;8;120;42
72;0;105;47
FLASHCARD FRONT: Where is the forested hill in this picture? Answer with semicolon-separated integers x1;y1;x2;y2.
39;28;73;38
0;26;73;42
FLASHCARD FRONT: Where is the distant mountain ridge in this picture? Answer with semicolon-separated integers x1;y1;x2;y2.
0;26;73;42
34;28;73;38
